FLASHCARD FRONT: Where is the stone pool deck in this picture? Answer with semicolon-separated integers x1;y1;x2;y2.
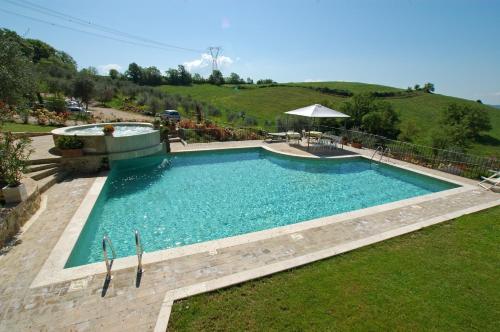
0;140;498;331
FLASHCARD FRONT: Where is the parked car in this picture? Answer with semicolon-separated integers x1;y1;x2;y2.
67;106;91;115
160;110;181;122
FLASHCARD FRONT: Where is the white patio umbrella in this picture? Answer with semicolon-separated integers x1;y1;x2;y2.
285;104;350;149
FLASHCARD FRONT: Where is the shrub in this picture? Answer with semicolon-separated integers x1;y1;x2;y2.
56;136;83;150
153;119;161;129
0;133;33;186
45;96;67;113
103;124;115;135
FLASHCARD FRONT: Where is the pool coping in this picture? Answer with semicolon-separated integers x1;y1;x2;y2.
31;145;475;288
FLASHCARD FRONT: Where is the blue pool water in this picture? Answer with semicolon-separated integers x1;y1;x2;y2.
66;148;458;267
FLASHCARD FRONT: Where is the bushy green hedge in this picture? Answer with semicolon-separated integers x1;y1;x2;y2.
56;135;83;149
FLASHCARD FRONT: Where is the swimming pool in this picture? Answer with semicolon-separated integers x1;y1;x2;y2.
66;148;458;267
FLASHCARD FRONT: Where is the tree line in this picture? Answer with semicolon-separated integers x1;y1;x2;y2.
120;62;275;87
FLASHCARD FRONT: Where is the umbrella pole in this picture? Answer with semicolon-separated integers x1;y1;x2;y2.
307;118;312;150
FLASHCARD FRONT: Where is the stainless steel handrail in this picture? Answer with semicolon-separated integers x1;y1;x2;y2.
371;146;384;161
380;147;391;163
102;234;116;279
135;230;144;273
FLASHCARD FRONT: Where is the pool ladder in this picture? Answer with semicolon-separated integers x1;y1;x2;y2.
135;230;144;274
370;146;391;166
102;234;116;280
101;230;145;280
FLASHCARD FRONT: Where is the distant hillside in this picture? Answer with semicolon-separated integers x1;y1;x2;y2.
160;82;500;157
490;105;500;109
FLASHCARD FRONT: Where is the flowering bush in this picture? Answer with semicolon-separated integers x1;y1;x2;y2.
33;109;68;126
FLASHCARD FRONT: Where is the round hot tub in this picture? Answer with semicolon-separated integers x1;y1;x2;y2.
52;122;162;159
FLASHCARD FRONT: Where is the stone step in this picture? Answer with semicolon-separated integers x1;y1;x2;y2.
37;171;66;194
29;166;60;181
25;163;60;173
26;157;61;166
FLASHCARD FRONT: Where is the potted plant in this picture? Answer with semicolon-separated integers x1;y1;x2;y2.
103;124;115;136
341;135;349;145
351;137;363;149
0;133;33;204
153;119;161;130
56;135;84;157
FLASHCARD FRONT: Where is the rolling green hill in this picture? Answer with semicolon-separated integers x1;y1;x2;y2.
160;82;500;157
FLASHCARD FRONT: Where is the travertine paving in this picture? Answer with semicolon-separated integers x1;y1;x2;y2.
0;141;498;331
28;135;60;160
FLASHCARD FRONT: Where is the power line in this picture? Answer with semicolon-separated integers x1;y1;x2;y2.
2;0;205;53
0;7;203;54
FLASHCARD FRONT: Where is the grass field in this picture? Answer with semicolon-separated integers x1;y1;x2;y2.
168;205;500;331
289;81;403;93
160;82;500;157
1;122;58;133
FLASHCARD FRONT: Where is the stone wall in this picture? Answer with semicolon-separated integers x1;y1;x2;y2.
0;179;41;248
60;155;106;174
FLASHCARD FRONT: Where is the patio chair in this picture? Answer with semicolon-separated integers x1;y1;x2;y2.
265;132;287;142
478;170;500;191
286;131;301;143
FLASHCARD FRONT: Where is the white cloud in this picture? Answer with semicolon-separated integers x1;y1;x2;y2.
221;17;231;29
493;91;500;96
183;53;234;73
304;78;323;82
98;64;122;75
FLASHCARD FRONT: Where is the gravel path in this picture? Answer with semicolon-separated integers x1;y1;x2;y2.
89;106;154;122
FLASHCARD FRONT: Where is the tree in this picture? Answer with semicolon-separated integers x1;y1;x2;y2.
0;28;33;60
163;65;192;86
177;65;192;85
73;74;95;110
398;119;419;142
95;85;114;103
142;66;162;85
0;35;36;109
26;38;56;63
246;77;254;84
431;126;469;151
125;62;143;84
192;73;205;84
431;103;492;151
36;55;77;96
361;102;400;138
109;69;119;80
195;103;203;123
227;72;244;84
341;94;376;127
55;50;77;69
81;66;98;77
208;70;224;85
414;84;421;91
256;79;275;85
164;68;180;85
442;103;491;140
423;82;435;93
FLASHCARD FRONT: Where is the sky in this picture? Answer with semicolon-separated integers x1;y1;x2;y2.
1;0;500;104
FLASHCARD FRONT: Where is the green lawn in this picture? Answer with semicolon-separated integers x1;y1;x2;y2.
169;206;500;331
160;83;500;157
1;122;58;133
